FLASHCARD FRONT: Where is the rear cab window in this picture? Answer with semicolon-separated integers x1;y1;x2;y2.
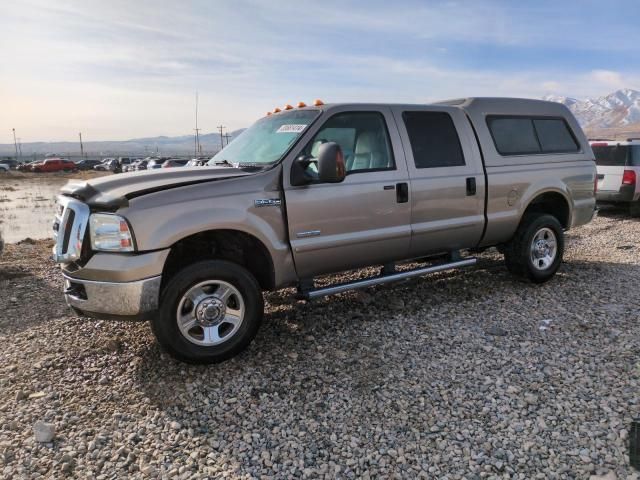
487;116;579;156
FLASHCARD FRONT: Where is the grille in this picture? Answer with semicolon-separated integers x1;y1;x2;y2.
52;196;90;263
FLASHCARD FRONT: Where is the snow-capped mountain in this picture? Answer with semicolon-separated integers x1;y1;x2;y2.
543;89;640;129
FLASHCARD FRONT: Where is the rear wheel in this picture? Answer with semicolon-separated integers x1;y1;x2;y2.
151;260;263;364
504;214;564;283
630;201;640;218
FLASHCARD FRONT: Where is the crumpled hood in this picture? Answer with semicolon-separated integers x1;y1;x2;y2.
60;166;252;209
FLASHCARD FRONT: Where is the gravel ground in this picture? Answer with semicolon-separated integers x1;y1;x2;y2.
0;209;639;479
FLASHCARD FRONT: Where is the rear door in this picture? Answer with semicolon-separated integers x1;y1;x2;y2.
592;144;628;192
391;106;485;257
284;107;412;278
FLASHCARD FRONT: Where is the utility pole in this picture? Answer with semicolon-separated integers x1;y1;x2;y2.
217;125;226;151
12;128;18;160
17;139;22;158
79;132;85;159
224;133;231;146
194;92;201;156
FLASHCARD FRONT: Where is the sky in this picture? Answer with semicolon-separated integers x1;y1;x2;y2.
2;0;640;142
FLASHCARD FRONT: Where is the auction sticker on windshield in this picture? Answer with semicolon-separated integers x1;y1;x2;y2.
277;124;307;133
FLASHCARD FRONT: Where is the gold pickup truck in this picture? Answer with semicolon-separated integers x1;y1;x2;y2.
52;97;597;363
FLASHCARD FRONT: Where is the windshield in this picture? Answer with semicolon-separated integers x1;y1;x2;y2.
208;110;319;166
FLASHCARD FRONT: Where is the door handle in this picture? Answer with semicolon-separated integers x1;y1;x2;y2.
466;177;477;196
383;185;395;190
396;182;409;203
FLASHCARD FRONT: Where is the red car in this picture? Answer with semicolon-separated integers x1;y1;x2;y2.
31;158;78;173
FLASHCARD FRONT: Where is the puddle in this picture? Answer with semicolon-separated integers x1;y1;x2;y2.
0;177;70;243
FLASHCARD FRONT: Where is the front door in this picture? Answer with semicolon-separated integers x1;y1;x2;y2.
284;108;411;278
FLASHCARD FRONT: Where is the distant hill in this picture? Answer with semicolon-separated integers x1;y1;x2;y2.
0;129;246;157
543;88;640;140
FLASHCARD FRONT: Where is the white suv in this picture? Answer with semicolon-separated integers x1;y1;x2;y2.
591;139;640;216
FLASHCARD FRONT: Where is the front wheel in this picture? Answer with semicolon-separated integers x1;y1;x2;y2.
151;260;264;364
504;214;565;283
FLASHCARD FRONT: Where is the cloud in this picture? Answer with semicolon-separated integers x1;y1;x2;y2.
2;0;640;141
589;70;625;90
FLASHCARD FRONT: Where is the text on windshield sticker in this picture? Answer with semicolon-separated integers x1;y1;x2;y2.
276;124;307;133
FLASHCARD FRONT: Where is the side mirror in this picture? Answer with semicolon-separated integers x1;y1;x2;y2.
317;142;346;183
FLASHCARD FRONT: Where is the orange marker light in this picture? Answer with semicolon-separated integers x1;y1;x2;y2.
273;107;281;113
266;111;272;116
313;99;324;106
284;104;293;110
297;101;307;108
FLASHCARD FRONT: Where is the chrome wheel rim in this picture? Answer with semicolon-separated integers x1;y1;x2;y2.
176;280;245;346
530;227;557;271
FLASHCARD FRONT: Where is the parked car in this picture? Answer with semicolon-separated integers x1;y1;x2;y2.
93;158;115;171
0;159;20;169
185;158;208;167
16;161;37;171
134;159;149;171
75;159;103;171
162;159;189;168
590;139;640;216
147;158;167;170
32;158;77;173
122;159;142;173
52;98;596;363
0;163;9;173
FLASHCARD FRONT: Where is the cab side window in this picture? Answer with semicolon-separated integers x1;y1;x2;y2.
302;112;395;174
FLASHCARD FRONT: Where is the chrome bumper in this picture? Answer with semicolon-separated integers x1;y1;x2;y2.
63;274;162;317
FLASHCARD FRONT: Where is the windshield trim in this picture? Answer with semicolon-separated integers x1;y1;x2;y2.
208;108;322;169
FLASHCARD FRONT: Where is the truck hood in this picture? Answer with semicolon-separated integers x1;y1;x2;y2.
60;166;252;210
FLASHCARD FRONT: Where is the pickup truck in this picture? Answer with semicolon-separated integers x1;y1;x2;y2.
52;98;597;363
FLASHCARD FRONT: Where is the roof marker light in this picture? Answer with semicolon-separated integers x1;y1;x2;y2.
266;112;272;116
297;101;307;108
284;104;293;110
273;107;281;113
313;99;324;106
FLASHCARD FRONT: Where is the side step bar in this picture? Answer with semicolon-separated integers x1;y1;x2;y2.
300;257;477;300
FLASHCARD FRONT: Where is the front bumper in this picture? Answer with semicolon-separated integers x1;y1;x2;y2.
63;274;161;319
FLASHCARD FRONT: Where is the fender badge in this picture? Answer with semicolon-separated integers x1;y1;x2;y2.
254;198;282;208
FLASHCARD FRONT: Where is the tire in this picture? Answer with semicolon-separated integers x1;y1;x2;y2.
151;260;263;364
630;202;640;218
504;213;565;283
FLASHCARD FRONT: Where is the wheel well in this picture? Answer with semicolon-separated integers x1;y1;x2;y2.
524;192;570;229
162;230;275;291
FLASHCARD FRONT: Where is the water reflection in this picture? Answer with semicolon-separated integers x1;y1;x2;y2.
0;176;70;243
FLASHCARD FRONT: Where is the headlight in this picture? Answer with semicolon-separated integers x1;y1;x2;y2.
89;213;135;252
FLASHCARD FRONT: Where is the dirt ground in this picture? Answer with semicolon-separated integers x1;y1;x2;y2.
0;208;639;479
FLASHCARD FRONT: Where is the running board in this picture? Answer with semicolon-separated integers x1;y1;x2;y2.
300;257;477;300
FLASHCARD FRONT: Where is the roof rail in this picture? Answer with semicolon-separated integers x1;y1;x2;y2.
588;138;615;142
626;137;640;142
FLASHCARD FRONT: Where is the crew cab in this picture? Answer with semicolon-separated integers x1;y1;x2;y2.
32;158;78;173
590;139;640;216
52;98;596;363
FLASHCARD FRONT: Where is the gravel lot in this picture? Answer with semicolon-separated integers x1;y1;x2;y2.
0;209;639;479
